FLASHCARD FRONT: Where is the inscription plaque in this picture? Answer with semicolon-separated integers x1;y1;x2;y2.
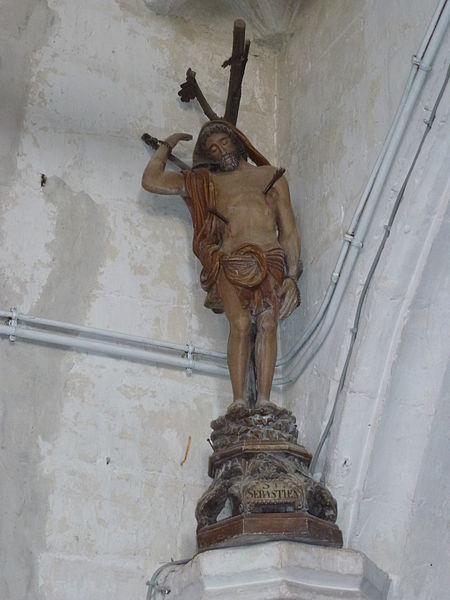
245;479;304;507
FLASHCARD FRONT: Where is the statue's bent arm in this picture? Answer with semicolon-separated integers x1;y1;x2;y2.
141;133;192;196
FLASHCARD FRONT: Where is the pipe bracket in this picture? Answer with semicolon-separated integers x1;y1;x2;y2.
344;233;364;248
186;341;194;376
9;307;18;342
412;55;432;72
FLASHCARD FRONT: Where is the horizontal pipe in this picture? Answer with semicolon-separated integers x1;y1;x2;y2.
0;309;289;384
0;323;229;378
0;309;227;361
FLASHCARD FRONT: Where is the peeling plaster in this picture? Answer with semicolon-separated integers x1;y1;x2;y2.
0;176;110;598
36;176;110;321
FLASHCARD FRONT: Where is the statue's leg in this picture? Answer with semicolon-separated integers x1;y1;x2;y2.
254;307;278;408
217;273;252;408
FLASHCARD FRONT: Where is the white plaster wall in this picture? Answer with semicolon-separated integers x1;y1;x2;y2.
277;1;450;598
0;1;279;598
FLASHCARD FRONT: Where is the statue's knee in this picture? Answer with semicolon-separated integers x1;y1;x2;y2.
259;314;277;335
231;315;251;337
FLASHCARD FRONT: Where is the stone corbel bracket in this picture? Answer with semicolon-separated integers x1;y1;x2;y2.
165;541;391;599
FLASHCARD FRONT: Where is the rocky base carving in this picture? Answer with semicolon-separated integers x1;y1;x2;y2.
210;403;299;450
196;405;343;551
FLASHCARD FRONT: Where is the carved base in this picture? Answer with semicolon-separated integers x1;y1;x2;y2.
197;512;343;551
196;405;343;551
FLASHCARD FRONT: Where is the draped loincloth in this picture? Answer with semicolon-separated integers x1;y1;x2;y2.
216;244;285;315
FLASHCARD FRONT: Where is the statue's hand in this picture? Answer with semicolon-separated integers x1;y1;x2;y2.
164;132;193;149
279;277;301;320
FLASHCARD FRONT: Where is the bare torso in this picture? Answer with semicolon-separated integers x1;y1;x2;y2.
212;163;280;254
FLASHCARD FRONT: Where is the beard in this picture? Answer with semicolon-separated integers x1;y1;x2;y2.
219;151;241;172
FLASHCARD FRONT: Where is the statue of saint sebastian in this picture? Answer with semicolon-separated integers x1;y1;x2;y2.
142;120;301;410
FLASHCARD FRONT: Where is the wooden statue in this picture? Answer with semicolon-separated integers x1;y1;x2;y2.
141;20;301;410
142;121;301;410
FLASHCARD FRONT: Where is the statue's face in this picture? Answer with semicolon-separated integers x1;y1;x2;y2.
205;132;240;171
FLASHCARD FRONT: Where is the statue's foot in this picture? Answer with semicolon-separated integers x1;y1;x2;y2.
254;397;278;410
227;399;247;413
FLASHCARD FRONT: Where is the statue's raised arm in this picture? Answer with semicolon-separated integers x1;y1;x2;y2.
141;132;192;196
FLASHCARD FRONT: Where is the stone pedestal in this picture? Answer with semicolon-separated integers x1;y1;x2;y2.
164;541;390;599
196;405;342;550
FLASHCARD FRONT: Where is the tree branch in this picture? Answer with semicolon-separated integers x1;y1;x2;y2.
223;19;250;125
178;68;219;121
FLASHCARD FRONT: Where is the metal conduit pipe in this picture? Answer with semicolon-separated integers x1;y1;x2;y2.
0;323;229;378
277;0;450;385
276;55;419;370
0;309;292;383
276;248;348;368
276;0;449;370
309;58;450;476
0;309;227;361
146;558;192;600
346;0;448;237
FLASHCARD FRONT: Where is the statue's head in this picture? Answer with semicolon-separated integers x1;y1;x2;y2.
192;120;270;170
197;122;247;171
